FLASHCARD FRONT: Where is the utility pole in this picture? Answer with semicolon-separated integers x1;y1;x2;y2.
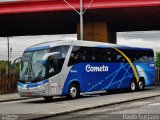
80;0;83;40
63;0;94;41
10;47;12;61
7;37;10;80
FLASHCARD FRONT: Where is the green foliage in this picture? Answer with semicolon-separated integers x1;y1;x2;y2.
0;60;20;75
0;61;6;75
155;52;160;68
14;62;20;74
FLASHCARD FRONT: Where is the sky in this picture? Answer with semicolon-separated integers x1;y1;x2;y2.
117;31;160;51
0;31;160;60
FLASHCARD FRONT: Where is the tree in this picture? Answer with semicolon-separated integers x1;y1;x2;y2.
0;60;20;75
0;61;6;75
14;62;20;74
155;52;160;68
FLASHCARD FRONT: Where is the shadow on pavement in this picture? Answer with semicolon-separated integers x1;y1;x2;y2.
22;86;156;104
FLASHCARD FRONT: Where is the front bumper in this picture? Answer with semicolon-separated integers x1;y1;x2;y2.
17;79;49;97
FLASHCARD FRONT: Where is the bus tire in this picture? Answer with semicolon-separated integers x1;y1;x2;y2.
68;83;80;99
43;96;53;101
129;79;137;92
138;79;145;91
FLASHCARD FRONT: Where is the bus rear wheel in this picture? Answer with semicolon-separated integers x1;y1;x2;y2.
138;80;145;91
68;83;80;99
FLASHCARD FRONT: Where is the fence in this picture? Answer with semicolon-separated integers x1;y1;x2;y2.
0;74;18;94
156;67;160;84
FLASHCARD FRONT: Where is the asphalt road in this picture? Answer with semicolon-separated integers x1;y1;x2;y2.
44;96;160;120
0;86;160;120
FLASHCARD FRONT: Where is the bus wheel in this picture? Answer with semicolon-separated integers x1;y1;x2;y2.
68;83;80;99
130;80;137;92
138;80;145;91
43;96;53;101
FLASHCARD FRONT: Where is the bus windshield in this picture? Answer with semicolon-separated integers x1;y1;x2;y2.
20;49;49;82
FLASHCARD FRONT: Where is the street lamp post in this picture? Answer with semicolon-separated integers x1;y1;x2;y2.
80;0;83;40
7;37;10;79
63;0;94;41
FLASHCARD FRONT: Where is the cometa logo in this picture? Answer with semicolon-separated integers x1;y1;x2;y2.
86;64;109;72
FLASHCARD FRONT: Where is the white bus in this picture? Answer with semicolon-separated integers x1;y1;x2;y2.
14;40;155;100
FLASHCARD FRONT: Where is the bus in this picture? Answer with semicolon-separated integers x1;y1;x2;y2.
14;40;155;100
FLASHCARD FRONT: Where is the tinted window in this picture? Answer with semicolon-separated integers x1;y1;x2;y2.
68;46;127;66
48;46;69;77
68;46;87;66
122;49;154;63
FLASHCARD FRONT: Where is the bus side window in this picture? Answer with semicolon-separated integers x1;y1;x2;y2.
122;50;134;62
48;46;69;76
105;51;111;62
92;48;113;63
140;51;153;62
48;56;59;77
68;46;97;66
114;50;127;63
85;48;95;62
68;52;78;66
138;52;146;62
147;50;154;62
95;51;103;62
68;46;81;66
110;50;117;62
78;50;86;62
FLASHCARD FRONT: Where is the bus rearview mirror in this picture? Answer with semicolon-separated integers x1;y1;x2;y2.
42;52;60;66
11;57;22;69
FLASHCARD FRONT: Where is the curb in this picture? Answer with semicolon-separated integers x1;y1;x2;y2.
0;97;35;103
24;94;160;120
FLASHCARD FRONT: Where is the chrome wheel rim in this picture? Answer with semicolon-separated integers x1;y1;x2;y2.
139;81;143;90
131;82;136;91
70;87;77;98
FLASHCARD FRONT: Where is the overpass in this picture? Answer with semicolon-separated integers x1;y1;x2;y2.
0;0;160;43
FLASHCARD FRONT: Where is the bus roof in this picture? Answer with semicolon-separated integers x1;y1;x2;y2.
24;40;153;52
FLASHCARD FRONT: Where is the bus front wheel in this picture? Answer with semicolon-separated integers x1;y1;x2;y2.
130;80;137;92
68;83;80;99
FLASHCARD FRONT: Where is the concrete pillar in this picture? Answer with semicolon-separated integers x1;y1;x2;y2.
77;22;116;43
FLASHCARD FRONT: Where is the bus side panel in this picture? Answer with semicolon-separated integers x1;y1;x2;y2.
61;64;83;95
48;74;61;96
82;63;134;92
134;62;155;86
61;62;134;95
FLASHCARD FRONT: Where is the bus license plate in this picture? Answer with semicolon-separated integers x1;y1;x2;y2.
25;92;31;96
